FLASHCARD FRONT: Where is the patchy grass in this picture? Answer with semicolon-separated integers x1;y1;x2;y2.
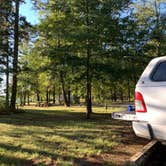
0;106;148;166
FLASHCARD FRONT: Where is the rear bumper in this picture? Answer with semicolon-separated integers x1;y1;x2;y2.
112;111;137;121
112;111;166;142
132;121;151;139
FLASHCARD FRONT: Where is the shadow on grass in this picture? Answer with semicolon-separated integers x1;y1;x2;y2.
0;109;148;166
0;143;57;158
0;154;33;166
74;157;104;166
0;109;143;146
0;109;128;128
0;142;107;166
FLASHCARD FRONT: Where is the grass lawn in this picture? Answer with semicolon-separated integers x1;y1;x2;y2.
0;106;148;166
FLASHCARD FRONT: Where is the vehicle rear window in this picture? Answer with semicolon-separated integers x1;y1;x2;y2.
152;61;166;81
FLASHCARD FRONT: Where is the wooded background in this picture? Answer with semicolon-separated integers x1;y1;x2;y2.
0;0;166;118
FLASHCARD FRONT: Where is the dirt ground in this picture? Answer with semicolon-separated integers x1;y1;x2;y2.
74;128;148;166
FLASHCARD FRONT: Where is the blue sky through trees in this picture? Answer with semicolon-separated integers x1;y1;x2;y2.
20;0;38;25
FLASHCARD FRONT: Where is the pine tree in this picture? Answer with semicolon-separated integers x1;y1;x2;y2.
10;0;20;110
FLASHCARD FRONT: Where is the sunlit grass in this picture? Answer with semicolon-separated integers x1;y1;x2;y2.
0;106;136;166
22;105;125;113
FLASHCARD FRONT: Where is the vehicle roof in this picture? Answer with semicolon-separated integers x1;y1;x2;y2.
136;56;166;87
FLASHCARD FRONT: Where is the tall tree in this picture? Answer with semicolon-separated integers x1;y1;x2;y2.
10;0;20;110
0;0;12;108
33;0;133;118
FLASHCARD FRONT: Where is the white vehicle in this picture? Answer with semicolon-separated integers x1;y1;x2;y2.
112;56;166;142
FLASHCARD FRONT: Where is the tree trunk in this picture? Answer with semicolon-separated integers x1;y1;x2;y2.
86;80;92;118
85;0;92;119
67;87;71;107
27;91;30;105
23;92;26;106
120;90;123;102
2;1;11;109
113;86;117;102
111;90;114;102
60;72;69;107
48;90;51;103
154;0;161;57
58;86;62;105
46;87;49;106
20;95;23;106
36;92;40;106
127;79;131;102
5;45;9;108
86;47;92;118
10;0;19;110
53;85;56;104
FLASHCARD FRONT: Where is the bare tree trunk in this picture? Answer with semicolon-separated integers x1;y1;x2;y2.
60;72;69;107
53;85;56;104
58;86;62;105
46;87;49;106
113;86;117;102
23;92;26;106
127;79;131;102
86;79;92;118
111;89;114;102
2;1;11;109
36;92;40;106
120;90;123;102
5;46;9;108
10;0;19;110
20;95;23;106
85;0;92;119
48;90;51;103
154;0;161;57
27;91;30;105
67;86;71;107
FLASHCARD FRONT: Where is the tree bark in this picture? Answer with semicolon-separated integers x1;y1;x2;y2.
23;92;26;106
60;72;69;107
5;42;9;108
27;91;30;105
86;45;92;118
120;90;123;102
10;0;19;110
113;86;117;102
86;0;92;119
67;86;71;107
86;79;92;118
53;85;56;104
85;0;92;119
20;95;23;106
154;0;161;57
36;92;40;106
58;86;62;105
46;87;49;105
127;79;131;102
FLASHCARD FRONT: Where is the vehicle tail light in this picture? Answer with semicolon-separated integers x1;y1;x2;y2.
135;92;147;113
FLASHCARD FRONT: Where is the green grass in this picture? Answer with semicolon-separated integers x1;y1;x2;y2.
0;106;141;166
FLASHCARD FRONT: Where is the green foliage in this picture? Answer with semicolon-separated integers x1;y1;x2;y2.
17;0;166;107
26;0;135;105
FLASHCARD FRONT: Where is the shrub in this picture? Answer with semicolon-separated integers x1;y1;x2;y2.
0;99;10;114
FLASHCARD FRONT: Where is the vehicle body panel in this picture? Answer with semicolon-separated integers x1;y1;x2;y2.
112;56;166;142
132;121;151;139
135;56;166;141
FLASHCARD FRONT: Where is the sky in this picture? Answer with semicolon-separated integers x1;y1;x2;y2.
20;0;39;25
